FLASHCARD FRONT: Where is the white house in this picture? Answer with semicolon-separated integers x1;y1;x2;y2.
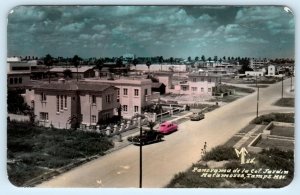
267;65;276;76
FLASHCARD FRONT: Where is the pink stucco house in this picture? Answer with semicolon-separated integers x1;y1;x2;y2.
84;78;158;119
33;79;119;129
174;72;221;96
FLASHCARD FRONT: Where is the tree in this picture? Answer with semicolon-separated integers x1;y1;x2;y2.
170;57;174;64
239;58;252;74
146;61;152;74
201;55;206;62
148;121;156;131
195;56;199;61
158;56;164;71
208;57;212;61
187;56;191;62
132;58;139;70
44;54;53;83
72;55;81;82
213;56;218;62
63;69;72;79
95;58;104;78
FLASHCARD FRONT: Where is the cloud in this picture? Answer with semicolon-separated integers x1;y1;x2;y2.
59;22;85;32
92;24;107;31
7;6;295;58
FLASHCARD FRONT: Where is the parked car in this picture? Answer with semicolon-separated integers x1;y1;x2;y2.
190;112;205;121
127;130;164;145
159;121;178;134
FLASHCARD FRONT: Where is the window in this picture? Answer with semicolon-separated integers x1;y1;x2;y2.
134;106;139;113
18;77;22;84
117;89;120;96
14;78;18;84
192;78;197;82
40;112;48;120
134;89;139;96
41;93;47;101
201;78;204;82
92;115;97;123
123;88;128;95
61;95;63;110
106;94;111;103
192;87;197;91
208;88;211;92
56;95;59;112
182;86;187;91
201;88;204;92
123;105;128;112
9;78;13;84
208;78;211;83
92;95;96;104
144;89;148;96
64;95;67;108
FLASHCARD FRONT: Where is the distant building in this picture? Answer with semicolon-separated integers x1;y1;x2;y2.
250;58;270;69
267;65;276;76
151;82;166;95
135;64;187;72
7;72;31;88
153;72;174;93
173;72;220;96
32;79;118;129
50;66;95;79
245;70;265;77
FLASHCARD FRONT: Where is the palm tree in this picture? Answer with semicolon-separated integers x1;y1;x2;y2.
95;58;104;78
148;121;156;131
132;58;139;70
146;61;151;75
158;56;163;71
72;55;81;81
201;55;206;62
44;54;53;83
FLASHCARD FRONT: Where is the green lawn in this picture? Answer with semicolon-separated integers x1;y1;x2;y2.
167;146;294;188
7;121;114;186
251;113;294;125
274;98;294;107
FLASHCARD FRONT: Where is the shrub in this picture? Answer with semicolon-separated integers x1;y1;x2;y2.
202;146;238;161
251;113;294;125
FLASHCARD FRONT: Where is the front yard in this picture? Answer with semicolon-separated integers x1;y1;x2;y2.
7;121;114;186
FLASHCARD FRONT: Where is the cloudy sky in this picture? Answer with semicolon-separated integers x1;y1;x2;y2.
7;5;294;59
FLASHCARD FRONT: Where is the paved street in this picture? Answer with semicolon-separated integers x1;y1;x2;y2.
38;79;294;188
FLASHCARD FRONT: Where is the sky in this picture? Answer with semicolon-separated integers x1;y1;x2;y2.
7;5;295;59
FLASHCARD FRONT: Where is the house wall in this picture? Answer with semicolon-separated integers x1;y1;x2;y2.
34;90;74;129
268;65;276;76
116;84;152;119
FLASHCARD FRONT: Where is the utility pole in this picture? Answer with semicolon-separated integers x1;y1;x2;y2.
256;86;259;118
291;75;293;92
281;76;284;99
139;121;142;188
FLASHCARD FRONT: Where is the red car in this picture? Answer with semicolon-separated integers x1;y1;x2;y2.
159;121;178;134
